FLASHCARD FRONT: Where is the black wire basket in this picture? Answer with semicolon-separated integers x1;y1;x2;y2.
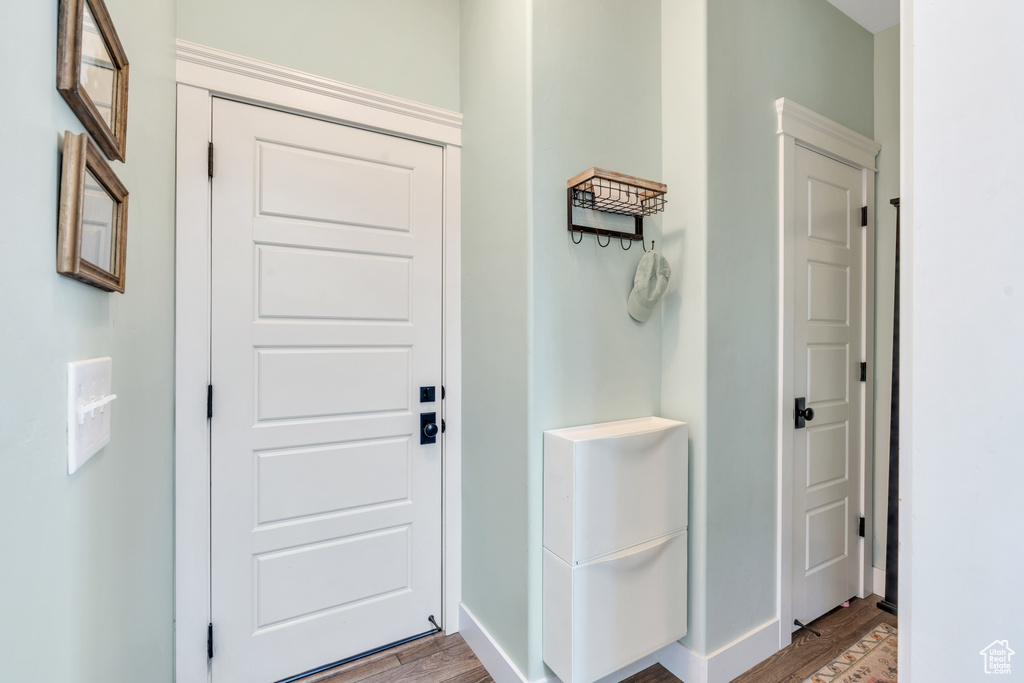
570;172;667;217
567;168;667;246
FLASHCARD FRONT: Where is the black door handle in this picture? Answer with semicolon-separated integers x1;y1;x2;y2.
420;412;438;444
795;398;814;429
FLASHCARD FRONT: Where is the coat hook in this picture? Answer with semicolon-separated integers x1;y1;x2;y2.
596;233;611;248
642;238;655;252
620;237;632;251
571;228;583;244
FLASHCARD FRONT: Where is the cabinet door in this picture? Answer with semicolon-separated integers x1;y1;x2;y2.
544;531;688;683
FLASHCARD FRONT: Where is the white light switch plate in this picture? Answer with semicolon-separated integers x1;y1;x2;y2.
68;357;115;474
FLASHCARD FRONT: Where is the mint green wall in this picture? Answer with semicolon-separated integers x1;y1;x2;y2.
703;0;874;653
460;0;532;674
530;0;663;450
529;1;663;676
0;0;177;680
461;0;663;677
871;24;899;571
660;0;710;656
177;0;460;111
465;0;878;667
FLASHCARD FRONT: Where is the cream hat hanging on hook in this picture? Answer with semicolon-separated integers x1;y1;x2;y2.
627;250;671;322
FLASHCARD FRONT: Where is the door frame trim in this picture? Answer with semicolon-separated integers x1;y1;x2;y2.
776;98;880;650
174;40;463;682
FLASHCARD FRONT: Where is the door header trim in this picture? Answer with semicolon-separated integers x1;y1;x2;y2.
176;39;462;147
776;98;880;171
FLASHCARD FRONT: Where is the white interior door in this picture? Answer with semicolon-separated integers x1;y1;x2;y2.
210;98;444;683
792;144;864;625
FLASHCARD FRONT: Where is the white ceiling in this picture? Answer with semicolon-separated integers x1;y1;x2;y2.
826;0;899;34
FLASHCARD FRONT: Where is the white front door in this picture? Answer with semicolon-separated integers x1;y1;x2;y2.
210;99;444;683
792;144;864;625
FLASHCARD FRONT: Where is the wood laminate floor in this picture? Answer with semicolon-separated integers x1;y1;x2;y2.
293;632;491;683
293;594;895;683
729;594;897;683
620;593;897;683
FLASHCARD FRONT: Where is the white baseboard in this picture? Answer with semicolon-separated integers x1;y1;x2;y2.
659;618;780;683
657;641;706;683
460;604;536;683
461;602;780;683
873;567;886;597
458;602;658;683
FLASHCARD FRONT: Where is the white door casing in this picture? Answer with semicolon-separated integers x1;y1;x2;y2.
210;99;444;682
791;146;863;624
174;42;462;683
777;98;879;648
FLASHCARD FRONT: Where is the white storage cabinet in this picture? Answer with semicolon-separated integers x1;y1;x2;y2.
543;417;688;683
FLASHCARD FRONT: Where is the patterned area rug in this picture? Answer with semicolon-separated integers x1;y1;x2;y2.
802;623;897;683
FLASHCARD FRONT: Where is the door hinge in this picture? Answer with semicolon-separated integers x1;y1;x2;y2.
207;384;213;419
207;623;214;659
858;517;866;538
208;142;214;178
860;362;867;382
861;206;868;227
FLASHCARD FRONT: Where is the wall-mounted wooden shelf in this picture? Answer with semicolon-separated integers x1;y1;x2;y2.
567;168;667;247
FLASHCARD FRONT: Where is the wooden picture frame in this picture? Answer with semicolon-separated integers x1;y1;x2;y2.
58;131;129;292
57;0;129;162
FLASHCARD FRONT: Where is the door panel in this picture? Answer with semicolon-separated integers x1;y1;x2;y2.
806;500;847;569
257;141;414;231
255;438;411;524
807;263;848;323
256;246;413;321
793;145;863;625
806;423;847;488
254;526;411;629
255;347;411;420
210;99;443;683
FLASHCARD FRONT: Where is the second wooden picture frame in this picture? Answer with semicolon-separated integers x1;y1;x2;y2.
57;131;129;292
